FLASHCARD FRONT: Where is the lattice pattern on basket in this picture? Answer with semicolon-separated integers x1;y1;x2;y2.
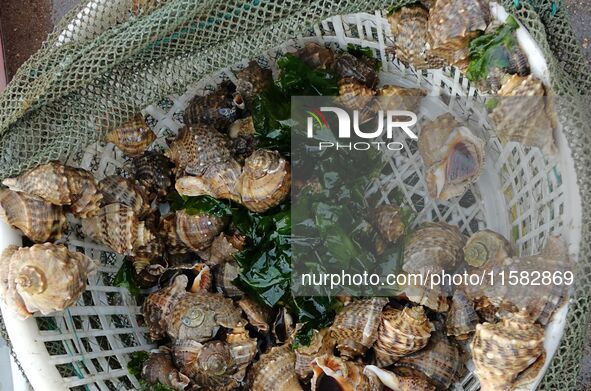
10;10;572;391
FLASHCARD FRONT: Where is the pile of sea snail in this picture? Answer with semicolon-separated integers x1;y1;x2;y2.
0;0;571;390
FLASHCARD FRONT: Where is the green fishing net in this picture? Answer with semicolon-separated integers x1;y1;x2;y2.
0;0;589;389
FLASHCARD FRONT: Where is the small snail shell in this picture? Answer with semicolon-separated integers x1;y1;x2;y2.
105;114;156;156
464;229;513;267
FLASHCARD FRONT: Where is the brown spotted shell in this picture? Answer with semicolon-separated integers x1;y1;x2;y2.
388;6;445;69
445;289;478;340
238;297;271;333
126;151;173;202
141;348;191;391
173;339;239;390
465;236;570;325
374;306;434;367
330;297;387;359
377;85;426;112
215;260;243;298
249;344;303;391
184;81;238;130
235;61;273;106
337;77;377;111
175;160;242;203
364;366;436;391
427;0;491;68
490;74;557;155
239;149;291;213
471;311;544;391
419;114;485;200
0;189;67;243
0;243;96;319
175;210;227;252
463;229;513;267
373;204;406;243
394;332;463;390
166;291;244;342
334;52;378;88
142;274;190;340
134;262;167;289
311;354;381;391
167;126;233;176
98;175;151;217
206;233;245;266
3;161;102;218
295;328;336;381
403;221;466;275
105;114;156;156
81;203;154;255
295;42;336;70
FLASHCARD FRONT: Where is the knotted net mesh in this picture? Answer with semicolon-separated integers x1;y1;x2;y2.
0;0;589;389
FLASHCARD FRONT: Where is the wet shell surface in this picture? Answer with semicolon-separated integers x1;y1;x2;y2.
126;151;173;202
337;77;377;112
238;297;271;333
206;233;244;266
295;42;336;70
295;328;336;381
141;348;191;391
374;306;434;367
403;221;466;275
364;366;436;391
82;203;154;255
490;74;557;155
235;61;274;106
330;297;387;359
159;263;212;293
394;332;463;390
311;354;381;391
166;291;244;342
175;210;226;252
446;289;479;340
98;175;150;217
167;126;233;176
105;114;156;156
249;344;303;391
2;161;102;218
175;159;242;203
143;275;190;340
373;204;406;243
427;0;491;68
0;189;67;243
466;236;570;325
388;6;445;69
334;52;378;88
184;81;238;130
0;243;96;319
463;229;513;267
471;311;544;391
419;114;485;200
173;339;239;390
239;149;291;213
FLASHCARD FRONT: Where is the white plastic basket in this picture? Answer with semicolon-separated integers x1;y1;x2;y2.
0;4;581;391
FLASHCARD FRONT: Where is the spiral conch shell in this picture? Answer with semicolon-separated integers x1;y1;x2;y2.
166;291;244;342
184;81;238;130
175;210;227;252
295;328;336;381
82;203;154;255
311;355;381;391
249;344;303;391
3;161;102;218
126;151;173;202
490;74;557;155
175;160;242;204
0;189;67;243
143;275;190;341
471;311;544;391
394;332;463;390
373;204;406;243
446;289;478;340
239;149;291;213
418;114;485;200
374;306;434;367
105;114;156;156
330;297;387;359
427;0;491;69
0;243;96;319
141;348;191;391
463;229;513;267
173;339;239;390
364;366;436;391
98;176;150;217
